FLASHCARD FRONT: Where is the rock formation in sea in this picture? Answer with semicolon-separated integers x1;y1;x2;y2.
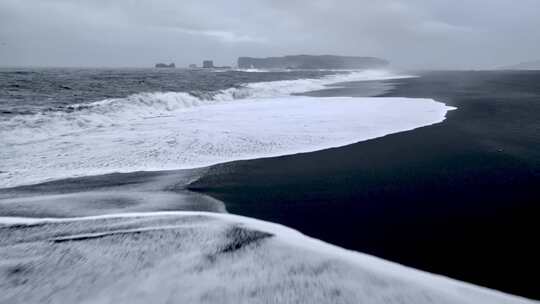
155;63;176;68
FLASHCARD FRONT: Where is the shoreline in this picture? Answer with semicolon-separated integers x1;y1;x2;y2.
189;71;540;298
0;70;423;189
1;70;538;300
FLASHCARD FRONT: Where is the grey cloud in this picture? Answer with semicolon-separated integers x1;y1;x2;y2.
1;0;539;69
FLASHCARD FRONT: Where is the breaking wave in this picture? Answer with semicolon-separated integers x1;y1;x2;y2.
0;69;445;188
0;70;411;140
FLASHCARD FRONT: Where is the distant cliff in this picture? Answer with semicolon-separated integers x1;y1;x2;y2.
237;55;388;69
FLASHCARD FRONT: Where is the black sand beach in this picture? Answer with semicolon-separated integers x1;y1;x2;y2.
189;71;540;298
1;70;538;300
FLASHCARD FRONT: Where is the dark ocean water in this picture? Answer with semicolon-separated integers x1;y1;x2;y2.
0;67;334;116
191;70;540;299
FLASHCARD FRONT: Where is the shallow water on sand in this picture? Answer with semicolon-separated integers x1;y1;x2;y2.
191;71;540;299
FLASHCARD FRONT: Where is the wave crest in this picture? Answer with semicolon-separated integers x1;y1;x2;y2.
0;70;412;142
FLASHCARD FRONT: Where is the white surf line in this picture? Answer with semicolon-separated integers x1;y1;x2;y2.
0;96;456;188
0;211;534;304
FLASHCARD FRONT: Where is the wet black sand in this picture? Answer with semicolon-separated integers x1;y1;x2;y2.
190;71;540;298
0;169;226;217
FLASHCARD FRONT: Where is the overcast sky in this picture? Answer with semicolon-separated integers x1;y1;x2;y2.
1;0;539;69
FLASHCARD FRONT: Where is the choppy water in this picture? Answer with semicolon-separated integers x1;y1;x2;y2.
0;68;335;116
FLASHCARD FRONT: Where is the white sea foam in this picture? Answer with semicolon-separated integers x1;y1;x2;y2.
234;68;274;72
0;70;409;136
0;70;453;188
0;212;534;304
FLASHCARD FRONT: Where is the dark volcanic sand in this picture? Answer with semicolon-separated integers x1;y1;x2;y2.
189;71;540;299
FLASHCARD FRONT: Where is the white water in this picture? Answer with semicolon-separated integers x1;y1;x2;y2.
0;70;454;188
0;70;410;137
0;212;534;304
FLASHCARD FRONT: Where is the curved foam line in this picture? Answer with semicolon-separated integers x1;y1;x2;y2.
0;95;455;188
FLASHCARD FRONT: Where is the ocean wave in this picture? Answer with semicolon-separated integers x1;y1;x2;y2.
0;70;411;138
0;70;433;187
234;68;274;72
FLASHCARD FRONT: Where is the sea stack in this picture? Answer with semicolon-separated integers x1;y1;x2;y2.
202;60;214;68
155;63;176;68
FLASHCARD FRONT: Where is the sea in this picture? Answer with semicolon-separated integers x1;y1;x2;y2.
0;67;538;300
